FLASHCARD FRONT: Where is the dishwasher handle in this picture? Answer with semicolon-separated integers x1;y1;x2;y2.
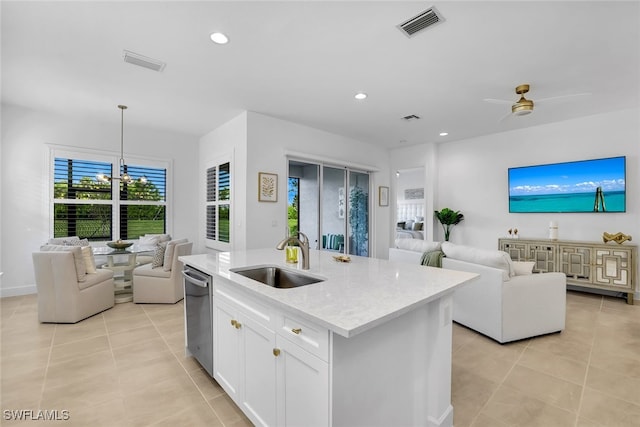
182;269;209;288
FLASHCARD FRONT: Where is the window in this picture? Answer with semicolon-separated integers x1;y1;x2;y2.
206;160;231;249
52;150;168;241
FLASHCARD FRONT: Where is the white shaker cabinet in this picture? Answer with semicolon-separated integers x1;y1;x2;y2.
213;283;278;426
275;322;329;427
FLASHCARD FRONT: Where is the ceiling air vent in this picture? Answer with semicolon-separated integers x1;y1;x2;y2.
123;50;166;72
402;114;421;121
397;6;445;37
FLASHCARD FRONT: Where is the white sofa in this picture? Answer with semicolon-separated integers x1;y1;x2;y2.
389;240;566;343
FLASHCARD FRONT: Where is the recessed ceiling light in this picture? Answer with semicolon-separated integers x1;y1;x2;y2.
354;92;368;100
210;32;229;44
439;132;448;136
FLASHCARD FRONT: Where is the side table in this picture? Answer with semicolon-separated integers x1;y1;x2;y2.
102;253;138;303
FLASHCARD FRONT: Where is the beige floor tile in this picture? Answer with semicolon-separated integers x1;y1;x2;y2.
161;329;188;353
105;311;153;334
189;367;226;400
586;366;640;406
45;349;117;389
452;346;515;384
40;371;122;414
451;366;500;427
49;334;110;365
470;412;510;427
578;387;640;426
503;365;583;413
1;347;51;380
566;291;603;308
517;347;588;385
148;398;223;427
481;385;577;427
152;316;185;337
208;393;248;425
174;350;206;373
590;343;640;379
117;352;190;395
111;336;173;369
52;315;107;346
63;398;129;427
527;332;592;364
102;300;146;319
108;324;162;349
124;376;205;426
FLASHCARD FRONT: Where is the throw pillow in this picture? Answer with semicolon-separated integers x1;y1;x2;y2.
40;244;87;282
80;246;97;274
513;261;535;276
139;235;161;246
163;238;188;271
396;221;406;230
151;242;167;268
412;222;423;231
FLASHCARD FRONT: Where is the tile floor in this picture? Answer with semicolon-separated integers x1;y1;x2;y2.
1;290;639;426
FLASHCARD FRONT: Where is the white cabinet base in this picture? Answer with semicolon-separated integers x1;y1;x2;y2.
331;295;454;427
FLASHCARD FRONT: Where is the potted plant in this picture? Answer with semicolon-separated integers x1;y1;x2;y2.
434;208;464;241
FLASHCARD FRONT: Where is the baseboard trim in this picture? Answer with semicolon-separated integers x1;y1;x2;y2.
1;285;37;298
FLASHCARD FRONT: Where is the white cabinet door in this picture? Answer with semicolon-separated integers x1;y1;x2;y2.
276;336;329;427
241;315;277;427
213;298;241;401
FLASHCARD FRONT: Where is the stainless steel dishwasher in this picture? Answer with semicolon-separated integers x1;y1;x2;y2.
182;265;213;377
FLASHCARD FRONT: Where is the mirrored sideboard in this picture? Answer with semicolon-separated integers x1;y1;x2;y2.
499;238;637;305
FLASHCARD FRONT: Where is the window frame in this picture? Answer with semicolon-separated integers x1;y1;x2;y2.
49;146;172;242
205;154;232;252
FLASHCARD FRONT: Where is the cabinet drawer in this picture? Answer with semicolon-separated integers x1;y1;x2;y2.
277;312;329;362
215;280;275;329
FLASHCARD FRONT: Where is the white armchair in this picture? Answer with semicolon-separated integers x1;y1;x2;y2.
32;250;115;323
132;241;192;304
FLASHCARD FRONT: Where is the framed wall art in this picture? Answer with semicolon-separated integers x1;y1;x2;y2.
258;172;278;202
379;186;389;207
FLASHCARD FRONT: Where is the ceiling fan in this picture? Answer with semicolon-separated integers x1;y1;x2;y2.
484;84;591;121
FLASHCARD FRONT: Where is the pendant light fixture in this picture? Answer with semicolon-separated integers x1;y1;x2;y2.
97;105;147;185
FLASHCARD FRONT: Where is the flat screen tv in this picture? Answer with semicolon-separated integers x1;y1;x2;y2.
508;156;626;213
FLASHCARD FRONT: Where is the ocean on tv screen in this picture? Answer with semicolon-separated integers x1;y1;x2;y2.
510;191;625;213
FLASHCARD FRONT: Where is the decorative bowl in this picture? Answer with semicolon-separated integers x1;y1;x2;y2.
107;241;133;250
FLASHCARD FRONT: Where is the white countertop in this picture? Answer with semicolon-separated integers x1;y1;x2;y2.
180;249;478;338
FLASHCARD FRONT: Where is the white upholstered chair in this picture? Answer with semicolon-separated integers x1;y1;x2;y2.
32;250;115;323
132;241;192;304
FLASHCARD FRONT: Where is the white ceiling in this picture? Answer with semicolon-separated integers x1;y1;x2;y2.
2;1;639;148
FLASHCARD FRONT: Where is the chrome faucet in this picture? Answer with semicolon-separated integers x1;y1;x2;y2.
276;232;310;270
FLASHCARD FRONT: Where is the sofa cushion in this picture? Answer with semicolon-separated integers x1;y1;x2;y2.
134;263;171;278
163;239;188;271
441;242;515;280
80;246;97;274
78;269;113;290
395;239;442;253
40;244;87;281
513;261;535;276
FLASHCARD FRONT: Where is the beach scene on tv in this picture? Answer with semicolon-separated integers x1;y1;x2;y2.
509;157;626;213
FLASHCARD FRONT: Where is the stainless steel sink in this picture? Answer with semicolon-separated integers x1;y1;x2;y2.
230;265;325;289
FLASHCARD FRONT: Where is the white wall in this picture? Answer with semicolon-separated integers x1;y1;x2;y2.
199;111;391;258
391;108;639;294
0;103;199;296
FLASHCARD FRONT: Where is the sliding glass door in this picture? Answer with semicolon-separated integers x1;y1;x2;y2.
288;159;369;256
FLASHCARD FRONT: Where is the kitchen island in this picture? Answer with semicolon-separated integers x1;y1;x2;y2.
180;248;477;427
